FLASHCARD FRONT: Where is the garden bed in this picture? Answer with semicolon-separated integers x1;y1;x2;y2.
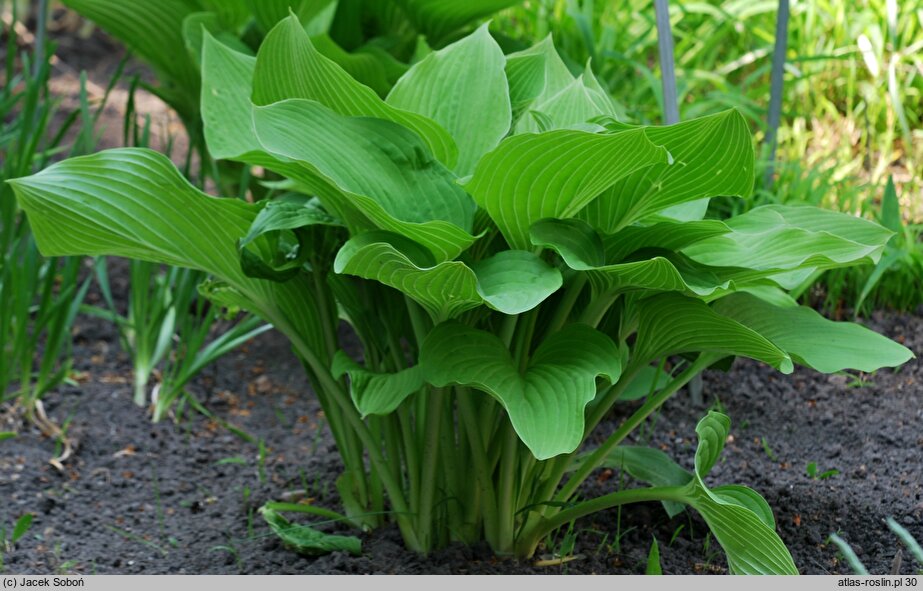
2;13;921;577
2;307;920;575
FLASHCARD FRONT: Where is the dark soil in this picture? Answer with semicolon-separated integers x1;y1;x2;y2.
1;306;920;575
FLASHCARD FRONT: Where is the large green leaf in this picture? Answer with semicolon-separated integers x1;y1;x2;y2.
252;99;478;261
201;32;372;230
334;233;482;321
531;218;732;296
632;294;793;373
201;34;262;160
712;293;913;373
421;322;620;459
252;15;458;167
63;0;201;117
253;100;474;231
683;205;894;272
602;219;731;262
582;110;754;232
8;149;326;355
464;129;669;249
334;232;561;321
201;37;476;261
387;24;511;176
332;351;424;417
390;0;524;42
558;203;897;297
472;250;562;315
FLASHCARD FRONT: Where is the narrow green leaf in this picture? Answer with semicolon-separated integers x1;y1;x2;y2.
887;517;923;565
646;537;663;575
465;129;669;249
332;351;424;418
879;176;902;233
856;249;903;314
828;534;869;575
11;513;33;544
422;322;620;459
388;24;511;176
712;294;913;373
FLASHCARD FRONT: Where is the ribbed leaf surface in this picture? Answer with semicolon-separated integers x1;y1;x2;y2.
422;322;620;460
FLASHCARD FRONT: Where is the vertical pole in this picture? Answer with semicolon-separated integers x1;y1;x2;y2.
654;0;679;125
763;0;790;189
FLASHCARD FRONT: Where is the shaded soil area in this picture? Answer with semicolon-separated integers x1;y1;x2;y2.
1;308;920;575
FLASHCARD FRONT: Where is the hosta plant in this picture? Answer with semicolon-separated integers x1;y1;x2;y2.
8;20;912;572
